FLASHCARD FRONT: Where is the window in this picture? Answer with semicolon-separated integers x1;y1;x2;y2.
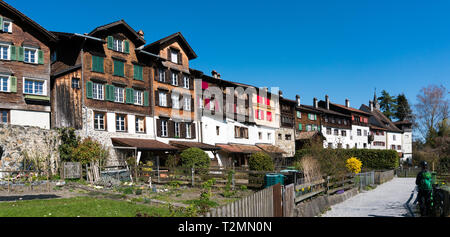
116;114;126;132
328;143;333;148
341;130;347;136
344;120;348;125
0;110;8;124
2;20;12;33
159;91;167;107
346;144;350;149
174;122;180;137
306;124;312;131
298;123;302;131
277;133;281;140
186;123;192;138
133;65;143;81
158;68;166;82
161;120;168;137
136;117;145;133
93;112;105;130
285;134;292;140
113;38;123;52
267;111;272;121
391;145;396;150
334;129;339;135
364;130;367;136
0;76;9;92
296;111;301;118
308;113;316;120
357;129;362;136
114;87;124;103
113;60;124;77
337;119;342;124
92;83;104;100
393;135;396;141
24;48;37;64
172;94;180;109
337;143;343;148
260;132;264;140
216;126;220;136
324;116;328;122
397;145;401;150
171;72;178;86
331;117;335;123
0;44;9;60
184;97;191;111
267;133;272;140
183;76;190;89
24;78;45;95
71;78;80;89
326;128;331;135
170;49;178;63
363;143;367;148
134;90;143;105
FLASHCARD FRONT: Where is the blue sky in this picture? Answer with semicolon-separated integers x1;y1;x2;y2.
8;0;450;112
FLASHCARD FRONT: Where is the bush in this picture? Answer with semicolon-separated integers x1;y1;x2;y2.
179;148;210;170
71;137;108;165
346;157;362;174
248;152;274;171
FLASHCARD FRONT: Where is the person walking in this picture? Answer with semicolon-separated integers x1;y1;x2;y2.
415;161;433;216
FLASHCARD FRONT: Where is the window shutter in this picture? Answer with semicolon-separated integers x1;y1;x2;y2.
314;114;317;120
125;88;131;103
178;52;182;65
178;72;182;86
133;65;138;80
86;81;93;99
180;123;186;138
107;36;113;49
167;48;171;61
124;40;130;54
155;90;159;106
166;70;171;84
190;96;194;111
18;47;24;61
191;123;196;139
38;50;44;64
156;119;162;137
168;120;175;138
298;123;302;131
10;46;16;61
154;68;159;81
0;17;3;32
127;88;134;104
105;85;111;101
9;76;17;93
143;91;149;107
110;85;116;101
189;76;193;89
167;92;172;108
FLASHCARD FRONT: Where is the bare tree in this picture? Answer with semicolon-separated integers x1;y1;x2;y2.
414;84;449;142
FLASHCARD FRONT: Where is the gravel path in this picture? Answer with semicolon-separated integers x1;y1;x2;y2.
322;178;416;217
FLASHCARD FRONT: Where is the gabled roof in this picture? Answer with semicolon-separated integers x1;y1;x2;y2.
296;104;322;114
89;19;146;47
360;104;402;133
316;101;352;118
143;32;197;60
0;1;57;43
330;102;372;116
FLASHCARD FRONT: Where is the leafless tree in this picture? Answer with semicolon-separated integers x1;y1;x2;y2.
414;84;449;141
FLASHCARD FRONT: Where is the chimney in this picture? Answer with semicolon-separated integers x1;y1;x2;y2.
325;95;330;110
345;98;350;108
211;70;218;78
369;100;373;112
217;73;221;79
313;97;318;108
137;30;144;39
278;90;283;98
296;95;301;107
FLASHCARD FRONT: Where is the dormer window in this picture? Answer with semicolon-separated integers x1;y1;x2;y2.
107;36;129;54
114;39;123;52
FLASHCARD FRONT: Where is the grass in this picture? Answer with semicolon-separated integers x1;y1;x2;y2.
0;196;173;217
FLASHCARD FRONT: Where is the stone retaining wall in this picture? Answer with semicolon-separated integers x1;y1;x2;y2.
374;170;394;184
293;188;359;217
0;124;60;177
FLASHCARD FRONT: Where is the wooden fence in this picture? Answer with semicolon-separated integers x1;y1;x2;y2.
203;183;279;217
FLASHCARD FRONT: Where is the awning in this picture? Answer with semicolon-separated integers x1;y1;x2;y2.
216;144;263;154
169;141;221;151
111;138;178;151
256;144;285;155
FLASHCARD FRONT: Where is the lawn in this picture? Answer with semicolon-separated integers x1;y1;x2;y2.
0;196;173;217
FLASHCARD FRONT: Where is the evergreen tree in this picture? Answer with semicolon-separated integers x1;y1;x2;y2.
377;90;397;120
395;93;413;121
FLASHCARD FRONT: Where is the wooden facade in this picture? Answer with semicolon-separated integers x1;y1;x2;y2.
0;1;57;128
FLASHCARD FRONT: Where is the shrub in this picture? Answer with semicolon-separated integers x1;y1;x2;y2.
71;137;108;165
165;154;179;168
179;148;210;170
58;127;80;162
346;157;362;174
248;152;274;171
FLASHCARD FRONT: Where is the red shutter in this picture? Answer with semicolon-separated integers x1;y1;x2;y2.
267;111;272;121
266;97;270;106
257;95;261;104
202;81;209;89
205;98;210;110
352;115;355;121
255;109;259;119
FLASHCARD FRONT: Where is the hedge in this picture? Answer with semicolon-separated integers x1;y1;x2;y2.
294;148;399;170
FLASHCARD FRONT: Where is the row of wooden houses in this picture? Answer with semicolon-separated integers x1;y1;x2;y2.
0;1;412;168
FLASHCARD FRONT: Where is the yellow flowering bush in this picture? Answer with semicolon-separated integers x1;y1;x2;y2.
346;157;362;174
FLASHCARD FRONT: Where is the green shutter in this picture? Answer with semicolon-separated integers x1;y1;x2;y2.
144;91;149;107
110;85;115;102
298;123;302;131
124;40;130;54
10;46;16;61
134;65;143;80
296;111;301;118
114;60;124;77
105;85;111;101
18;47;24;61
314;114;317;120
86;81;93;99
38;50;44;64
0;17;3;32
9;76;16;93
107;36;113;49
92;56;104;73
126;88;134;104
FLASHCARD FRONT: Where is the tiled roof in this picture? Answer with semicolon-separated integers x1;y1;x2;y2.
169;141;220;151
216;144;263;154
330;103;372;116
256;143;285;154
296;131;324;140
111;138;178;151
359;104;403;133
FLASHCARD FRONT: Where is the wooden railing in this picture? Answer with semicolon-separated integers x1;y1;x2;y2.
294;174;356;203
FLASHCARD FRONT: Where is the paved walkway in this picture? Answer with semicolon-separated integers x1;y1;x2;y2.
322;178;416;217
